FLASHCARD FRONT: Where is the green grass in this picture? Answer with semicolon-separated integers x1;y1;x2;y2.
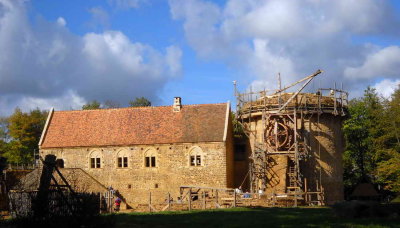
391;196;400;203
106;207;400;228
2;207;399;227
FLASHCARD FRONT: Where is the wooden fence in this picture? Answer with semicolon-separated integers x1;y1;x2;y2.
8;190;100;218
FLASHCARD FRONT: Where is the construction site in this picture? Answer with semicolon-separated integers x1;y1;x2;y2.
0;70;349;219
234;69;348;206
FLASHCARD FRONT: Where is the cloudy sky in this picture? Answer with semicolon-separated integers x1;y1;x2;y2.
0;0;399;115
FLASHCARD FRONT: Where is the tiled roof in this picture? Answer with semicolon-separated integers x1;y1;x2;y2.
40;103;229;148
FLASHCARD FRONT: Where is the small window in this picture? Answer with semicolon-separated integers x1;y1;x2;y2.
90;157;101;168
189;147;203;166
190;155;201;166
91;158;95;168
144;148;157;168
145;156;156;167
117;156;128;168
117;150;129;168
89;150;102;169
123;157;128;167
96;157;101;168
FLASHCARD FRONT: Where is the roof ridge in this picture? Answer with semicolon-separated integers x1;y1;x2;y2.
54;102;227;113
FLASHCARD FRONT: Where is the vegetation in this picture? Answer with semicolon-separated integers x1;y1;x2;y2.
3;207;399;228
129;97;151;107
82;100;101;110
106;207;400;228
0;108;47;164
343;86;400;196
81;97;151;110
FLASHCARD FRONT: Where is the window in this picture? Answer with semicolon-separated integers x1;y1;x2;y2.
117;157;128;167
89;151;102;169
117;150;129;168
145;156;156;167
144;149;157;168
189;146;203;166
90;157;101;168
190;155;201;166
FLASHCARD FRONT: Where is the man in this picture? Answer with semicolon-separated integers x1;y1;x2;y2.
114;197;122;212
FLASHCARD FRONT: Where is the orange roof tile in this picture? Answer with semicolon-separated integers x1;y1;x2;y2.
40;103;228;148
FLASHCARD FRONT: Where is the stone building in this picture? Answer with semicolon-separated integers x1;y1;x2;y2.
39;98;234;206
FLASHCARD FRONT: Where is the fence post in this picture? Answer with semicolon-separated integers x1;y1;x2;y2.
188;188;192;211
203;191;206;209
168;192;171;211
99;193;102;214
149;192;152;212
215;190;218;208
233;190;237;208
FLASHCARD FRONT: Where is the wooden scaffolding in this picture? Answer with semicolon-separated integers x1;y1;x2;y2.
234;70;348;206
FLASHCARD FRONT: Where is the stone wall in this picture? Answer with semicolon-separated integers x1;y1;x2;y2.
301;114;345;205
40;141;232;207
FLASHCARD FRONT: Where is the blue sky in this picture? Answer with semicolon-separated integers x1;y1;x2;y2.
0;0;400;114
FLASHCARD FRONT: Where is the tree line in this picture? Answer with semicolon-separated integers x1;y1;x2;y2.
343;86;400;195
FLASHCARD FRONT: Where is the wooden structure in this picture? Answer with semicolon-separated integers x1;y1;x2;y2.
234;70;348;205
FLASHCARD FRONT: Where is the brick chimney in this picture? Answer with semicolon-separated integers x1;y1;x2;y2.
173;97;182;112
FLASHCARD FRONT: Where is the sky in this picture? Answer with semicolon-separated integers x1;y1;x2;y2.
0;0;400;115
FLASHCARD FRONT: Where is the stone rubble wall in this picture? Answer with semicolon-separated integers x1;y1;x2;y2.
40;141;232;207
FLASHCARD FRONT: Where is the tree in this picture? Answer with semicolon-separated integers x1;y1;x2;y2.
375;85;400;192
82;100;101;110
342;87;383;189
0;117;9;156
103;100;121;109
129;97;151;107
2;108;47;164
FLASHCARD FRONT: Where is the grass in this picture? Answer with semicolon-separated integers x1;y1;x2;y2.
391;196;400;203
106;207;400;228
1;207;399;227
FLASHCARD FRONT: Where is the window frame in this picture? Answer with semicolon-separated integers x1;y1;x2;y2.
89;150;102;169
189;146;203;167
116;150;129;168
144;148;157;168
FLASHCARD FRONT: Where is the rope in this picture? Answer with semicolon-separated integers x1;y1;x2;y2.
239;169;250;188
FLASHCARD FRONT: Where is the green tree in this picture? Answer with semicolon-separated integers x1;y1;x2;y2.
0;117;9;157
342;87;383;189
82;100;101;110
2;108;47;164
129;97;151;107
375;85;400;192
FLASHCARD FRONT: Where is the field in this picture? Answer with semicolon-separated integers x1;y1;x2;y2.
2;207;399;227
106;207;400;228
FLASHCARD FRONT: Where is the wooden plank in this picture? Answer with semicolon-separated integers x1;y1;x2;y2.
188;188;192;211
161;204;169;211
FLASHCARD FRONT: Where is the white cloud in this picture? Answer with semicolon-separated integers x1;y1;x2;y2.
56;17;66;26
108;0;145;10
0;90;86;115
344;46;400;79
0;0;182;115
166;46;183;77
373;79;400;99
169;0;400;96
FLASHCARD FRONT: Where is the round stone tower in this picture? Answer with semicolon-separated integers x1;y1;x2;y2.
236;86;348;205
